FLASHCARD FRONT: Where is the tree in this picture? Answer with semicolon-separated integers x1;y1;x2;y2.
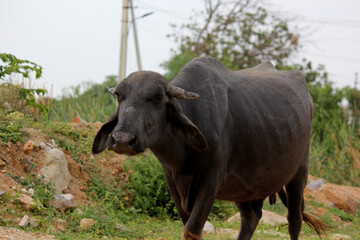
0;53;48;119
162;0;298;79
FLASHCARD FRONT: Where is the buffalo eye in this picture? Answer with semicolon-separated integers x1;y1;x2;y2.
153;94;164;102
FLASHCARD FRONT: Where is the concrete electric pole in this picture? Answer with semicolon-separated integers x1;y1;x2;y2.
119;0;129;81
119;0;146;81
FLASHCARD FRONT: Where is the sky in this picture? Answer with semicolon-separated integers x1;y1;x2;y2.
1;0;360;98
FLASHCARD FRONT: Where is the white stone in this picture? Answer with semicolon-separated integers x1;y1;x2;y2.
18;215;30;229
307;178;325;191
51;194;77;211
40;149;71;194
39;142;47;149
260;210;288;226
203;221;215;233
20;188;28;193
50;139;57;147
226;213;240;223
28;188;34;195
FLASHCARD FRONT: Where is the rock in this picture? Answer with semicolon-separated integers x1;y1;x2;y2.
20;188;28;194
40;149;71;194
0;161;5;168
28;188;34;195
50;139;57;147
203;221;215;233
21;157;34;173
307;178;325;191
226;213;240;223
51;194;77;211
17;194;40;211
306;183;360;214
260;210;288;226
55;219;67;232
18;215;30;229
23;140;34;153
30;218;40;228
39;142;47;149
74;208;84;215
80;218;95;231
0;190;5;197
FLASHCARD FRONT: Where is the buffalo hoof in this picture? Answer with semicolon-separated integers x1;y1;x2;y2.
182;232;201;240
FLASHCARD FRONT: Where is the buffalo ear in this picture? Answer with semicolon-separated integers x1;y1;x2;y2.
167;98;208;151
92;111;118;154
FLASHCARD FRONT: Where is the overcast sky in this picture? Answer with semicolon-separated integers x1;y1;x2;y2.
1;0;359;98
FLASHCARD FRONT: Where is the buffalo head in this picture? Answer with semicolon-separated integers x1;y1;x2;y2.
92;71;208;155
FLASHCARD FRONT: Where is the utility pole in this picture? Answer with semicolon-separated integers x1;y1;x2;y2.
119;0;129;81
130;0;142;71
355;72;358;89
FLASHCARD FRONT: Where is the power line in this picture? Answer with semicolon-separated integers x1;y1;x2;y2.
287;12;360;29
302;51;360;63
312;37;360;42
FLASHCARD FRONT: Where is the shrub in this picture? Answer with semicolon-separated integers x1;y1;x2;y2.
124;154;176;217
10;174;55;207
0;115;26;144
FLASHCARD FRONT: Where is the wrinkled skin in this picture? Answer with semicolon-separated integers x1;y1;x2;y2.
93;57;323;240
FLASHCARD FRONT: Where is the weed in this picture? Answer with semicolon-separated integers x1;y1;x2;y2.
32;121;93;164
0;117;26;144
9;174;55;207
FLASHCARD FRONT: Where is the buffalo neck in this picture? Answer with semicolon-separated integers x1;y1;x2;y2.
150;124;188;170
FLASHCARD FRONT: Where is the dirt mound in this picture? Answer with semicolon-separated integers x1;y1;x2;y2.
0;127;89;204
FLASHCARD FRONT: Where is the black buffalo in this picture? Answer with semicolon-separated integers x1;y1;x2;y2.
92;57;328;240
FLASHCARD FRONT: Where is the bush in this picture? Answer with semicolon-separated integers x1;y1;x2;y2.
0;115;26;144
124;154;176;217
10;174;55;207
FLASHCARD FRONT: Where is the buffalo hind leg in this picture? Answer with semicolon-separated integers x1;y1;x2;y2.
286;165;308;240
236;200;263;240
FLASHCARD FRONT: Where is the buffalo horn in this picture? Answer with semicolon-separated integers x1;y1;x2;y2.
166;84;199;100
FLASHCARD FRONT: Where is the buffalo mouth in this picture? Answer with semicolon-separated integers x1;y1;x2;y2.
108;131;144;155
110;147;144;156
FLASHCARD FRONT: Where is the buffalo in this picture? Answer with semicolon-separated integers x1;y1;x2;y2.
92;57;328;240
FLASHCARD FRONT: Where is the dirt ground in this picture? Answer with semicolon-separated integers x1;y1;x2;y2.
0;226;56;240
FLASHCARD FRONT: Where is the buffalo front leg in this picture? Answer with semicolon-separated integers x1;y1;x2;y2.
182;187;216;240
163;169;190;224
235;200;263;240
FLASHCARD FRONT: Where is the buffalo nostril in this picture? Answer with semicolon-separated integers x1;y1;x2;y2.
111;132;136;147
128;136;137;147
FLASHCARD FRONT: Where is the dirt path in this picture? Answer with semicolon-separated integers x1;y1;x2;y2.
0;226;56;240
